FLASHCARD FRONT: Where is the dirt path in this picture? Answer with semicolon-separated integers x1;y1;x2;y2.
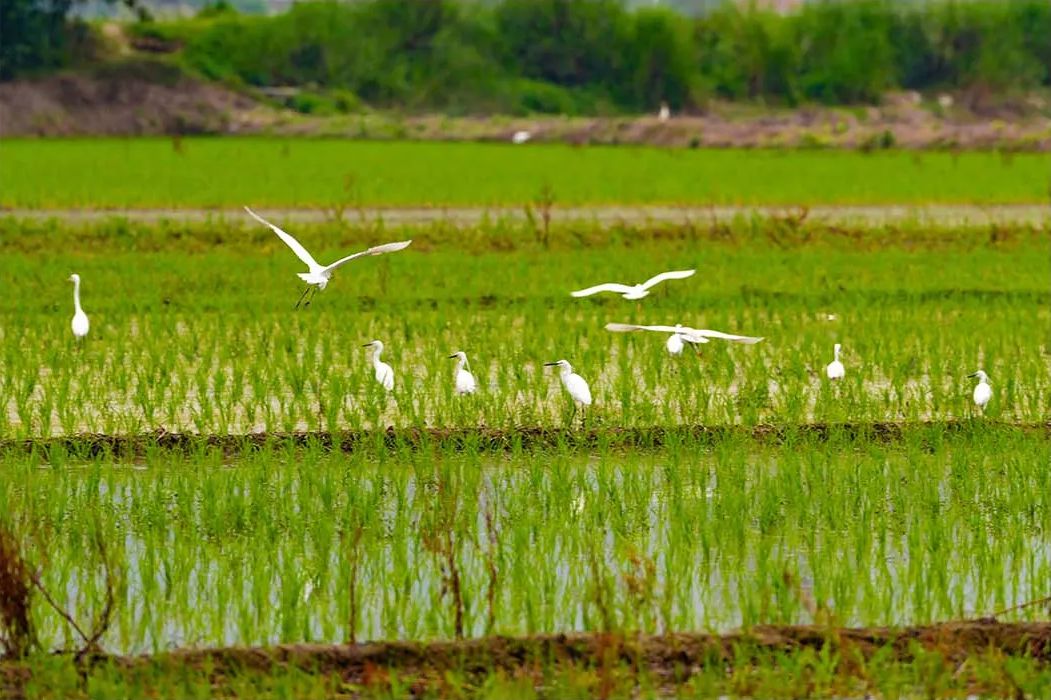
3;204;1049;226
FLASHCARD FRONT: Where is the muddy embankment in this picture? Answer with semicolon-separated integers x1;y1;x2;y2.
2;64;1050;150
4;421;1049;458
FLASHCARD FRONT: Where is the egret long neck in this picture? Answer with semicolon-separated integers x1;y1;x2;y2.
834;346;840;361
372;349;382;367
72;279;83;314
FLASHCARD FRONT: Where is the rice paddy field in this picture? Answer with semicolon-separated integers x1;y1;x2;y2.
1;139;1050;208
0;142;1049;698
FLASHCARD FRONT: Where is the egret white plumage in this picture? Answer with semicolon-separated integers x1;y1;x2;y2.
245;207;411;308
604;323;763;355
68;274;90;340
572;270;695;300
826;343;845;380
968;370;991;409
448;351;477;395
511;130;531;144
363;340;395;391
544;360;592;418
658;102;670;121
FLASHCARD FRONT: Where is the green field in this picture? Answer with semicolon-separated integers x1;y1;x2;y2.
1;139;1049;208
1;211;1048;696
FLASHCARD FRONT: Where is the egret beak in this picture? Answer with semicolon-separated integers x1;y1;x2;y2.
448;354;457;359
967;372;978;378
543;362;559;367
362;343;373;348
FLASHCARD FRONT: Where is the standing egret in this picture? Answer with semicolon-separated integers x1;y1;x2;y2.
658;102;670;121
571;270;695;300
245;207;412;308
604;323;763;355
448;351;477;395
362;340;394;391
968;370;992;409
68;274;90;340
544;360;592;420
826;343;845;380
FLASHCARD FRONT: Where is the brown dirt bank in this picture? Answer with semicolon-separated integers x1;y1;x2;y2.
2;67;1049;150
6;421;1048;459
0;65;260;137
2;621;1049;694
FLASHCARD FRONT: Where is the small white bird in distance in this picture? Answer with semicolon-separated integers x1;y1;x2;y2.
68;274;90;340
511;130;531;144
826;343;845;380
571;269;695;300
362;340;394;391
448;351;477;395
544;360;592;418
658;102;670;121
245;207;412;309
604;323;763;356
968;370;992;409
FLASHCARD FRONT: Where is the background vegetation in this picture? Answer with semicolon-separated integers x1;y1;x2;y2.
4;0;1050;113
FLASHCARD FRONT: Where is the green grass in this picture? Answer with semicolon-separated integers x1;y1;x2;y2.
1;139;1048;208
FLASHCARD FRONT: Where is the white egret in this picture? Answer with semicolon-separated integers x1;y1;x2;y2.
68;274;90;340
604;323;763;355
571;269;695;300
448;351;477;395
544;360;592;420
968;370;992;409
511;130;531;144
245;207;412;308
362;340;394;391
658;102;670;121
826;343;845;380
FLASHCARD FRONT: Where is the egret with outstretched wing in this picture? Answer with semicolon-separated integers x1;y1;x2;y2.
605;322;763;355
571;269;695;300
245;207;411;308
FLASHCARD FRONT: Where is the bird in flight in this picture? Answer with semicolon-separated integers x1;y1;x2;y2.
245;207;412;309
604;323;763;355
571;270;695;300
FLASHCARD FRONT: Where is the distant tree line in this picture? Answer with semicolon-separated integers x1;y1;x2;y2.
4;0;1050;112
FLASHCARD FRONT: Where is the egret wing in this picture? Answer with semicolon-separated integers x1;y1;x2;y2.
245;207;321;271
688;329;764;344
639;269;695;290
604;323;682;334
571;283;635;297
323;240;413;272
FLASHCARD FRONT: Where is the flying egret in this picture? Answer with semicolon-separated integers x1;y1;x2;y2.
604;323;763;355
511;130;531;144
544;360;592;420
245;207;412;308
826;343;845;380
362;340;394;391
68;274;90;340
448;351;477;395
968;370;992;409
571;270;695;300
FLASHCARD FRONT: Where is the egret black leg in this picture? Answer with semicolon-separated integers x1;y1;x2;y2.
294;285;313;310
304;286;319;308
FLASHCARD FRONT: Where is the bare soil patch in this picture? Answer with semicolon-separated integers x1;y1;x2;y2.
0;64;259;137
